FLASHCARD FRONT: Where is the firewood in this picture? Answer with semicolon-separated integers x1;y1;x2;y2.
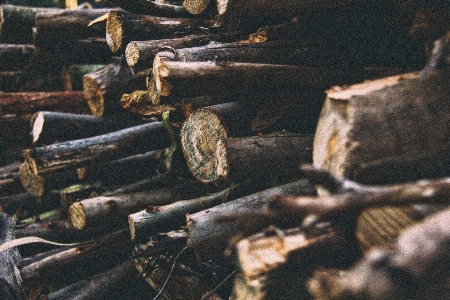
82;57;149;116
213;133;313;185
0;44;34;71
106;0;190;17
31;111;143;145
125;32;243;67
0;212;26;300
186;179;316;261
106;10;212;53
182;0;213;15
308;207;450;300
0;91;88;115
70;188;181;229
21;121;170;176
43;259;140;300
0;193;39;216
120;89;177;117
0;4;61;44
129;187;233;242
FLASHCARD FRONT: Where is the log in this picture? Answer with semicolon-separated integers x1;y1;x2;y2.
186;179;316;261
106;10;212;53
182;0;212;15
0;212;26;300
120;89;176;117
31;111;143;145
82;57;149;116
70;188;181;229
105;0;190;17
0;91;89;115
0;4;61;43
21;121;170;176
125;32;243;67
0;44;34;71
20;150;161;198
129;187;232;242
214;133;313;185
0;193;38;216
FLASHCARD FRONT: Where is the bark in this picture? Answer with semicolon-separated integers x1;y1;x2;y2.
106;10;212;53
129;187;232;242
31;111;143;145
0;44;34;71
125;32;243;67
82;57;149;116
21;121;170;176
0;91;88;115
214;133;313;185
0;4;61;44
105;0;190;17
186;179;316;261
70;188;181;229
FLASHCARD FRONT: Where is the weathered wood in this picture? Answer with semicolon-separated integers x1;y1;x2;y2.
31;111;143;145
0;44;34;71
186;179;316;261
20;150;161;198
22;121;170;176
83;57;149;116
129;187;232;242
105;0;190;17
125;32;243;67
106;10;212;53
120;89;176;117
70;188;180;229
0;91;88;115
214;134;313;185
0;212;26;300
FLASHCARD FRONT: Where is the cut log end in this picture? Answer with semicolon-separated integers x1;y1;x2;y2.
83;76;105;117
181;108;228;184
31;111;45;144
125;42;139;66
69;202;86;229
19;161;44;198
106;11;124;53
182;0;210;15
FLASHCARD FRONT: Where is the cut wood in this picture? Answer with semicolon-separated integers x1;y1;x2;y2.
82;57;149;116
120;89;176;117
105;0;190;17
31;111;143;145
186;179;316;261
70;188;180;229
129;187;232;242
106;10;212;53
21;121;170;176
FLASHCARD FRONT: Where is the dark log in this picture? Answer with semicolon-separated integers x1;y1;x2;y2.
0;91;89;115
0;44;34;71
105;0;190;17
70;188;180;229
308;207;450;300
0;4;61;44
31;111;143;145
21;121;170;176
0;212;26;300
214;133;313;185
125;32;243;67
82;57;149;116
129;187;232;242
106;10;212;53
44;259;140;300
186;179;316;261
0;193;38;216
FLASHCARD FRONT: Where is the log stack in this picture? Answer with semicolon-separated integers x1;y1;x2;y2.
1;0;450;299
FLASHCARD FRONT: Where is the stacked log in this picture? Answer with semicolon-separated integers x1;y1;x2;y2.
1;0;450;299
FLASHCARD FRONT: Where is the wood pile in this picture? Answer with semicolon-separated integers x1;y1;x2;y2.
1;0;450;299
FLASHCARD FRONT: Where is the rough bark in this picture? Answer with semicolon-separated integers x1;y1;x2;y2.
106;10;212;53
0;44;34;71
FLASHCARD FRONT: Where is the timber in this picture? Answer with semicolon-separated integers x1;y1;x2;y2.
105;0;190;17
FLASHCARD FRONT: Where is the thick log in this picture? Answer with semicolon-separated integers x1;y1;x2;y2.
186;179;316;261
214;134;313;185
70;188;180;229
21;121;170;176
0;4;61;43
0;212;26;300
31;111;143;145
0;44;34;71
129;187;232;242
83;57;149;116
105;0;190;17
20;150;161;198
125;32;243;67
308;207;450;300
106;10;212;53
0;91;88;115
